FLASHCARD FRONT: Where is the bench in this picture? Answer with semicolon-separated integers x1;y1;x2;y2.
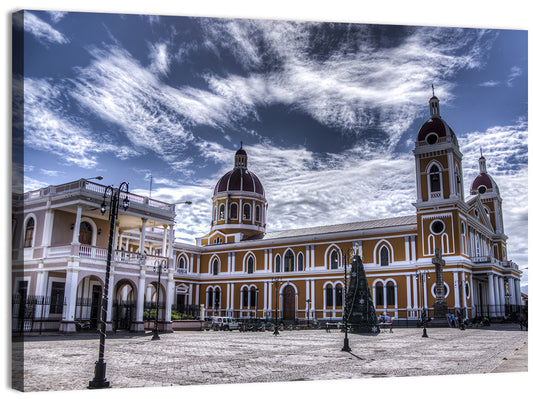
378;318;394;332
325;322;341;333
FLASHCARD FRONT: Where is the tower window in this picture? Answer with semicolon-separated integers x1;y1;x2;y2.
426;133;438;145
297;253;304;271
430;220;445;235
212;259;219;276
275;255;281;273
255;206;260;222
230;203;238;219
219;204;225;221
243;204;251;220
386;281;395;306
375;282;384;306
326;286;333;307
429;165;441;193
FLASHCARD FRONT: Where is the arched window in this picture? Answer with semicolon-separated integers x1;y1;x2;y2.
255;206;260;222
243;204;251;220
326;285;333;307
380;246;389;266
297;253;304;271
230;203;238;219
386;281;395;306
214;288;221;308
179;257;185;269
247;257;254;274
429;165;441;193
250;287;256;307
335;284;343;308
242;287;249;307
219;204;225;221
79;221;93;245
275;255;281;273
207;288;213;307
212;259;219;276
375;282;384;306
24;218;35;248
284;250;295;272
330;250;339;269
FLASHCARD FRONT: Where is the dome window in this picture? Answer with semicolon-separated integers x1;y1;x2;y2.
430;220;445;235
478;185;487;194
243;204;251;220
219;204;225;221
426;133;439;145
255;205;260;222
230;203;238;219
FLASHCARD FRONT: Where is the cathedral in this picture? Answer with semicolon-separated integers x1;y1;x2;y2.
12;94;523;333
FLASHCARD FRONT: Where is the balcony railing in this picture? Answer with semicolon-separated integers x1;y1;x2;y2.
19;179;174;212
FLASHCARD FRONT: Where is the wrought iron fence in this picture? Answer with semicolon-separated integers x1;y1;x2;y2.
12;295;65;335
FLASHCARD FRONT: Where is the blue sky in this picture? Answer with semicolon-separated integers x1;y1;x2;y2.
14;9;528;288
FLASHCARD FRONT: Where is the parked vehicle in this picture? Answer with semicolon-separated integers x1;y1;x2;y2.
207;317;240;331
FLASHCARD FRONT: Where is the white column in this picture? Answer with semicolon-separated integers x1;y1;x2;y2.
470;274;476;316
411;236;416;262
188;283;193;305
226;283;231;311
404;237;410;262
268;281;272;315
461;271;467;316
493;275;501;316
264;250;268;272
263;281;268;316
311;279;316;318
195;283;200;305
422;275;428;309
498;276;505;316
71;205;82;244
306;246;310;270
412;275;419;315
165;273;175;327
453;271;460;309
310;245;315;269
135;266;146;331
488;273;496;317
139;218;147;254
162;225;168;257
405;275;412;311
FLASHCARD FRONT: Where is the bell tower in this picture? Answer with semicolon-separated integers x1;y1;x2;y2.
413;90;465;259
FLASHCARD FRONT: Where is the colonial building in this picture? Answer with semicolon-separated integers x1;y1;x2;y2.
12;94;523;333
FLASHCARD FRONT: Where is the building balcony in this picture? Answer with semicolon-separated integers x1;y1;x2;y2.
18;243;174;269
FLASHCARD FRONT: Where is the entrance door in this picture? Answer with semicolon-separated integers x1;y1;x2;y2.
283;285;296;321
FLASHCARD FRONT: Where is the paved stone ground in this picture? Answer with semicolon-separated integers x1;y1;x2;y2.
14;324;528;392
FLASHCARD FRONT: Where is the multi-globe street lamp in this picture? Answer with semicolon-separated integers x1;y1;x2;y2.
151;259;168;341
341;248;354;353
88;182;130;389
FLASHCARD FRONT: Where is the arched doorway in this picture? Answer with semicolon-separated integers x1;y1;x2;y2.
282;285;296;321
113;280;136;331
79;221;93;245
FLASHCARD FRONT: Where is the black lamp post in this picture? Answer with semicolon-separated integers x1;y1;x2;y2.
341;249;353;352
306;299;311;328
88;182;129;389
152;259;168;340
416;270;429;338
272;277;281;336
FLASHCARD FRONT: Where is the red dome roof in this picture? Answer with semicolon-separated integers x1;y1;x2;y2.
417;117;456;142
471;173;499;194
214;168;264;196
213;145;265;196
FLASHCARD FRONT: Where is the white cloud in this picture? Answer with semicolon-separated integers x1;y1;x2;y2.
21;12;69;45
148;42;171;76
46;11;68;23
22;77;140;168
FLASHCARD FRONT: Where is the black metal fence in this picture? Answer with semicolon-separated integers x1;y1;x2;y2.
12;295;65;335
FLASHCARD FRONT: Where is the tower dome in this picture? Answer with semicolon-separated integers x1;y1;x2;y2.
471;152;499;195
416;91;457;144
206;144;268;244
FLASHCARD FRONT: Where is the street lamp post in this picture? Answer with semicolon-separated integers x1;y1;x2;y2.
341;249;353;352
416;270;430;338
306;299;311;328
272;277;281;336
88;182;130;389
152;259;168;341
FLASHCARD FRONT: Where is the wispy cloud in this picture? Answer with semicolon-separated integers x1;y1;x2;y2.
21;11;69;45
22;77;140;168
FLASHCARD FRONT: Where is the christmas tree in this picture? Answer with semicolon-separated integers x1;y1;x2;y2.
344;253;380;333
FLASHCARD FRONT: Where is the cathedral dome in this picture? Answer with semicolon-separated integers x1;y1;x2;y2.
213;145;265;196
471;154;499;195
416;89;457;144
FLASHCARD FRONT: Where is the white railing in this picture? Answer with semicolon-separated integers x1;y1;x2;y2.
471;256;492;264
47;245;72;257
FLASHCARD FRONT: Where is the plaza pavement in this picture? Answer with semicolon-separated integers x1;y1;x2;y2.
15;323;528;392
